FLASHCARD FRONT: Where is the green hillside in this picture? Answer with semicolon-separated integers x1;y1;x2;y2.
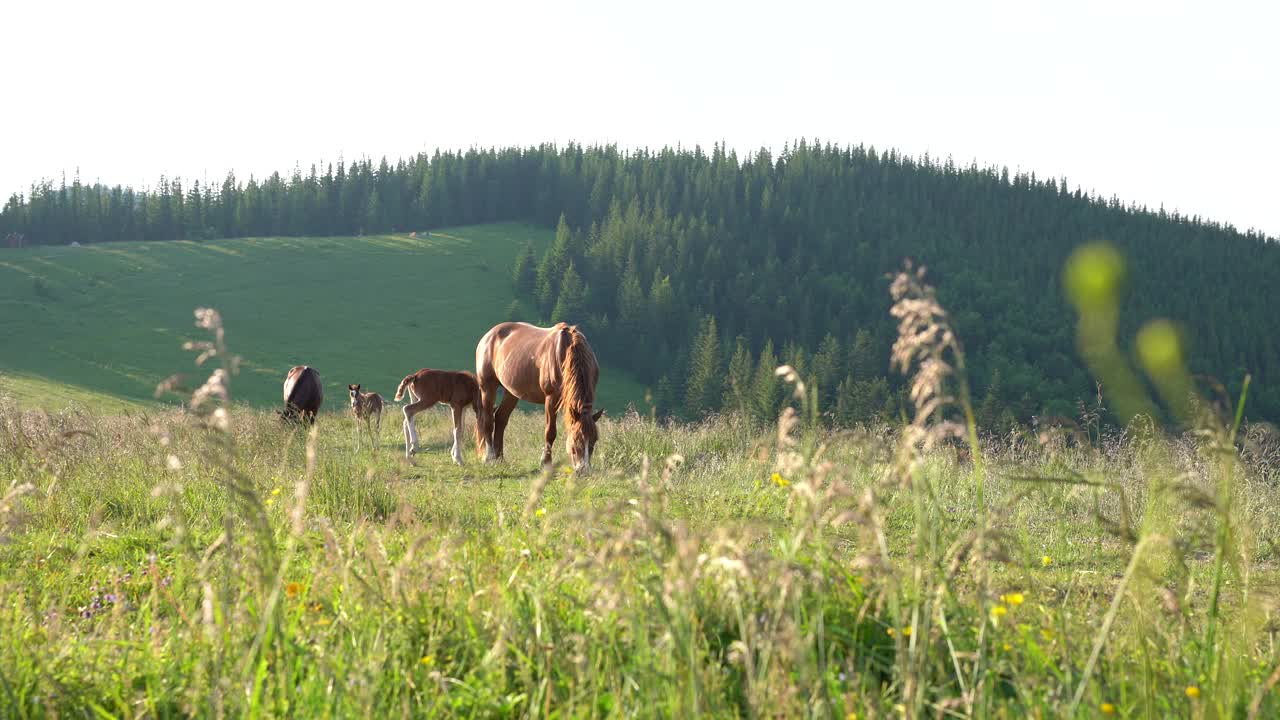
0;223;647;413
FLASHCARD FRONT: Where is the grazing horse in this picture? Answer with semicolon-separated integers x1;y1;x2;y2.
393;369;483;464
347;384;384;450
281;366;323;425
475;322;603;470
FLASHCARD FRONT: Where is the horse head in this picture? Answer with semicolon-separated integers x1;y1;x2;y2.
567;408;605;471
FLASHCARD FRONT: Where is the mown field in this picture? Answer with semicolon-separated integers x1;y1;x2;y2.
0;224;646;413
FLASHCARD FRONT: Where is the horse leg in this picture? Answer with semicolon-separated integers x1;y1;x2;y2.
402;399;435;457
374;411;382;451
353;413;361;452
449;404;466;465
479;379;501;462
541;396;558;467
493;391;519;460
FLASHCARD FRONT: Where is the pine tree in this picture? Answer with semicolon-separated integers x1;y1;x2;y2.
550;260;588;323
751;340;781;424
726;335;754;416
812;333;842;410
685;316;723;418
849;329;879;381
536;214;573;312
614;260;646;348
511;241;537;295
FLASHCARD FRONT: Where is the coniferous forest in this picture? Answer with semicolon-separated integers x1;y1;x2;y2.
3;141;1278;424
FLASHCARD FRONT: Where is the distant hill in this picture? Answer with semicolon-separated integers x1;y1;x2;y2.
3;143;1276;423
0;223;648;414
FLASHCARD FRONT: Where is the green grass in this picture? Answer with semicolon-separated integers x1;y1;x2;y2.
3;236;1279;718
0;224;647;413
2;386;1278;717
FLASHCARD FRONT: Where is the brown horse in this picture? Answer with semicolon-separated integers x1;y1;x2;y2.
347;384;384;451
393;369;483;464
281;366;323;425
475;322;603;470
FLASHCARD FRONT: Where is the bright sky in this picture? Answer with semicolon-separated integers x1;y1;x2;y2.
4;0;1277;237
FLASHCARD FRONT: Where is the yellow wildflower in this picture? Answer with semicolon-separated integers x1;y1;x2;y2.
902;626;913;637
1002;643;1012;652
285;582;301;599
771;472;790;488
535;507;547;518
990;605;1008;623
1000;592;1025;606
420;655;434;667
1100;703;1115;715
1042;555;1052;567
886;628;895;637
271;487;281;497
1185;686;1200;699
265;498;275;507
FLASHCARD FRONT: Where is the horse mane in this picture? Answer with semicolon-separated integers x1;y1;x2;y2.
560;326;596;423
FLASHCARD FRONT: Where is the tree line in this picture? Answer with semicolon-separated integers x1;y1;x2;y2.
3;142;1277;423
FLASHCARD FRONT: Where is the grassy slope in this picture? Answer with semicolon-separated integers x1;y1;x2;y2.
0;224;646;413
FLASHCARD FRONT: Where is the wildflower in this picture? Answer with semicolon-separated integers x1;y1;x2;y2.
771;472;790;488
1185;686;1200;699
902;626;913;637
265;498;275;507
1042;555;1053;567
886;628;895;637
535;507;547;518
1000;592;1025;606
845;713;857;720
420;655;434;667
285;582;302;599
1002;643;1012;652
991;605;1008;621
271;487;281;497
1101;703;1115;714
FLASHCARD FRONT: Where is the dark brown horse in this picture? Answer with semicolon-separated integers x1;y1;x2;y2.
281;366;323;424
393;369;483;464
475;322;603;470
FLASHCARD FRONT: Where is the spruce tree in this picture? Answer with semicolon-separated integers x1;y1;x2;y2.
536;214;573;312
726;335;754;416
512;241;537;295
551;261;588;323
751;340;781;424
685;316;723;418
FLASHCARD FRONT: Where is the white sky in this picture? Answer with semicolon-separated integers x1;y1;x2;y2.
3;0;1277;237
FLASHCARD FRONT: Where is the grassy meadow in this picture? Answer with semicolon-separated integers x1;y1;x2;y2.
2;241;1279;718
0;224;646;413
2;327;1280;717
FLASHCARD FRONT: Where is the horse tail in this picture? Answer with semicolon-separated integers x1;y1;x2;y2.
471;379;485;456
393;374;414;402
